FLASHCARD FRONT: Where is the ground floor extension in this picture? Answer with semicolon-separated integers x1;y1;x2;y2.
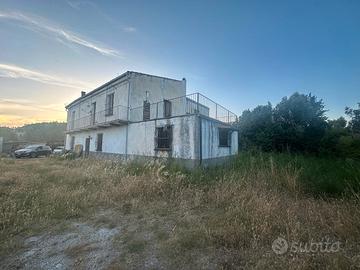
65;114;238;168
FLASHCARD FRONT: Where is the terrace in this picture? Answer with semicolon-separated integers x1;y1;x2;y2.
66;93;237;132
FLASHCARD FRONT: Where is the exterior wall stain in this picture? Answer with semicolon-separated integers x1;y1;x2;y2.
65;71;238;167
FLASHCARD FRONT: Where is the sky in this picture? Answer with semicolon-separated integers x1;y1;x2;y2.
0;0;359;127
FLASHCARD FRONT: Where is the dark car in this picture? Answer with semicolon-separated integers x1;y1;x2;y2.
14;145;52;158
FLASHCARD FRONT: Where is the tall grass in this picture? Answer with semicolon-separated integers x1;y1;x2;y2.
186;151;360;196
0;152;360;268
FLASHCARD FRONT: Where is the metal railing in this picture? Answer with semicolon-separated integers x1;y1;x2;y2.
129;93;237;123
67;93;237;132
67;104;128;131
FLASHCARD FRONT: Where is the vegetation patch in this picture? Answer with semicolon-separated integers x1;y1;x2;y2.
0;154;360;268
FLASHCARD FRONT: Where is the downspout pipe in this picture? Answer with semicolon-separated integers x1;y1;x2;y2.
125;72;131;160
199;115;202;166
197;93;202;166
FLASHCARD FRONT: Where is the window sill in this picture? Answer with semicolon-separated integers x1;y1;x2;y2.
219;145;231;148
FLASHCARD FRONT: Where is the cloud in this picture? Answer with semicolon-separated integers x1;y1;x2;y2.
0;63;93;90
0;99;66;127
122;26;136;33
0;99;64;113
66;0;96;10
0;114;66;127
67;1;136;33
0;11;121;57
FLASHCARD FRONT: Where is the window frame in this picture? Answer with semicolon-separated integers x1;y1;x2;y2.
96;133;103;152
105;93;114;116
218;128;231;147
70;111;76;129
91;102;96;125
155;125;172;151
164;99;172;118
70;136;75;150
143;100;151;121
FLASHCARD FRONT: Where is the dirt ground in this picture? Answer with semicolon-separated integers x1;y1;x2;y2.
0;208;222;270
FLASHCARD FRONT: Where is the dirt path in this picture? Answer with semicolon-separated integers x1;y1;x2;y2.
1;208;218;270
1;209;171;270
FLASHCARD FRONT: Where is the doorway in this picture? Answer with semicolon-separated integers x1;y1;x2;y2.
85;137;90;157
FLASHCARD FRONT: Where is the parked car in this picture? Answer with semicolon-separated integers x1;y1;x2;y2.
53;146;65;155
14;145;52;158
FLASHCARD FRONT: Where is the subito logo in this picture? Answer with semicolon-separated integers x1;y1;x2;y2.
272;237;288;255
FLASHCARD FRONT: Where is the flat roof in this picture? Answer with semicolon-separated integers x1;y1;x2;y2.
65;71;184;109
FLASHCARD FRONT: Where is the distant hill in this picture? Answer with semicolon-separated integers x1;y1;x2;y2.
0;122;66;143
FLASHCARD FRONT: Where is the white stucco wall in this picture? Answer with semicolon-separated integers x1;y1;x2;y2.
66;79;129;130
65;115;198;160
66;72;187;129
201;117;238;160
65;126;127;154
127;115;197;159
129;73;186;108
64;72;238;164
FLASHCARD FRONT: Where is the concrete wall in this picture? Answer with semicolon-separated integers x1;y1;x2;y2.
65;126;127;154
64;72;238;166
127;114;198;159
128;72;186;108
66;72;186;128
66;79;129;129
65;115;198;160
200;117;238;160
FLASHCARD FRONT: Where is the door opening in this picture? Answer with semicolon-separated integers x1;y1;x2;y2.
85;137;90;157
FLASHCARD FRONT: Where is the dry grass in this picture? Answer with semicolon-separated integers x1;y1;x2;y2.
0;154;360;269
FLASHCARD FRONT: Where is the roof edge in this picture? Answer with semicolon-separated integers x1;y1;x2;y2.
65;71;185;109
65;71;130;109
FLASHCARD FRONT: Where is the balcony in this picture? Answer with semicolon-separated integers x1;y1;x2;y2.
129;93;237;124
67;104;128;132
66;93;237;132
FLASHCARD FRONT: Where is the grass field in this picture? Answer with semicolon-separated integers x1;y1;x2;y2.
1;153;360;269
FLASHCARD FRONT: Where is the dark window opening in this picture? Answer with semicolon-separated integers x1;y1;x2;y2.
70;136;75;150
105;93;114;116
143;100;150;120
70;111;76;129
155;125;172;150
219;128;231;147
96;133;103;152
164;99;172;118
91;102;96;125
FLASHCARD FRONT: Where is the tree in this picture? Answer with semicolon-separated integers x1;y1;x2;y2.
237;103;274;151
0;127;17;142
345;103;360;134
21;122;66;143
328;116;347;130
272;92;327;153
320;117;348;156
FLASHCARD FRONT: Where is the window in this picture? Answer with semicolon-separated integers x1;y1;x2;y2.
70;136;75;150
91;102;96;125
164;99;172;118
219;128;231;147
155;125;172;150
143;100;150;121
70;111;76;129
105;93;114;116
96;133;103;152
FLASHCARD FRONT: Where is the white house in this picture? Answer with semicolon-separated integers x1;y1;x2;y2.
65;71;238;167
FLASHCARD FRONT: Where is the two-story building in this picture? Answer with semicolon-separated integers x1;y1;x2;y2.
65;71;238;167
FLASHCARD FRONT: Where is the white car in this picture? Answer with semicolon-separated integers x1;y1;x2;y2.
53;146;65;155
